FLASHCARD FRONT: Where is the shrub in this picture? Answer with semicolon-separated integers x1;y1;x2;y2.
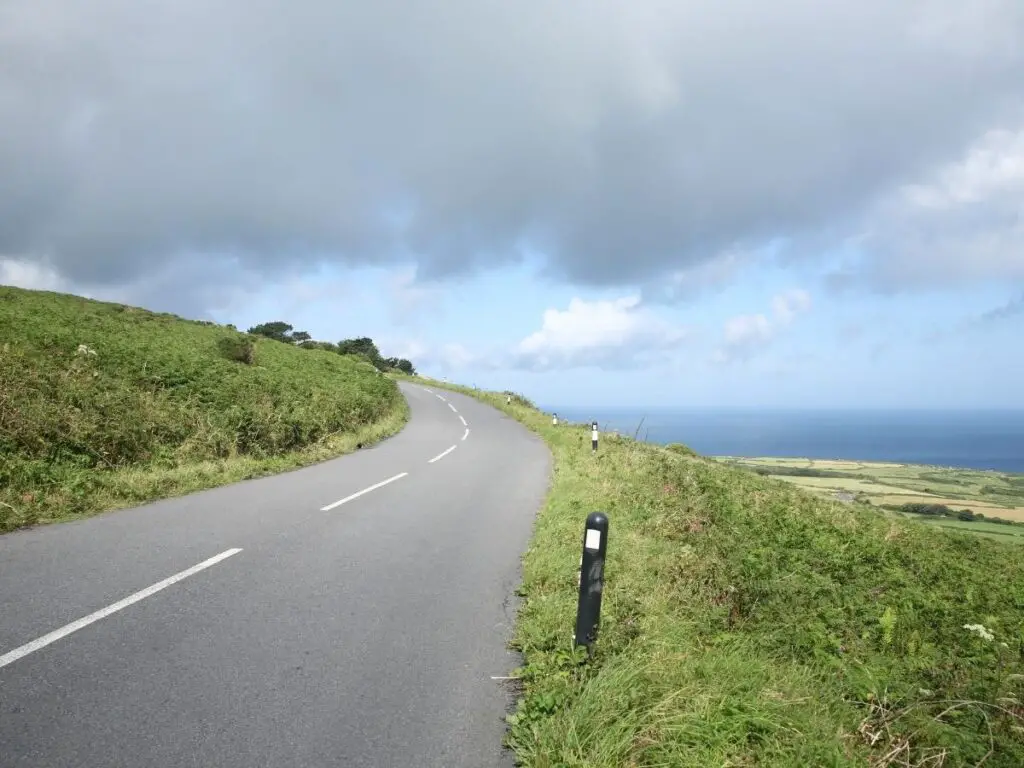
664;442;698;457
217;335;255;364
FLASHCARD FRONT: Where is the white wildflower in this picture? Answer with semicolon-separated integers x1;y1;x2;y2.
963;623;994;642
76;344;97;357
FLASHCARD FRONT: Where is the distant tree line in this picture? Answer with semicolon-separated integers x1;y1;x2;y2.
884;501;1024;527
749;465;858;479
244;321;416;375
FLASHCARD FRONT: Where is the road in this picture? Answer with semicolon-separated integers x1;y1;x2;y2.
0;382;551;767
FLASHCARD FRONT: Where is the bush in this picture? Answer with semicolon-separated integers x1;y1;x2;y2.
216;335;255;364
664;442;699;457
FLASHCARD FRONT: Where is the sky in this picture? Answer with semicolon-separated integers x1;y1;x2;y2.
1;0;1023;409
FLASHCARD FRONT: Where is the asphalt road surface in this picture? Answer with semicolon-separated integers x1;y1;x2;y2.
0;382;551;767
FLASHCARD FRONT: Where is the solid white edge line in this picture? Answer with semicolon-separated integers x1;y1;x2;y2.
448;402;458;412
428;445;457;463
462;428;470;441
0;548;243;670
321;472;409;511
458;415;467;426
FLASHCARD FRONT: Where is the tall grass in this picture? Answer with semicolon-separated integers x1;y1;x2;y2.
409;375;1024;767
0;287;407;531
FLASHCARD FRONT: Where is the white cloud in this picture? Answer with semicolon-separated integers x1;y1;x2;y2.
1;258;70;292
432;342;476;370
771;288;812;324
847;126;1024;290
646;249;749;303
512;295;689;370
380;338;477;374
385;265;446;325
714;289;812;363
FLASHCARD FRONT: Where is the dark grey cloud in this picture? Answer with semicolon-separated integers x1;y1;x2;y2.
2;0;1024;308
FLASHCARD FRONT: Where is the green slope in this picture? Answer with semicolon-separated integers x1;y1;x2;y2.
407;375;1024;768
0;286;407;532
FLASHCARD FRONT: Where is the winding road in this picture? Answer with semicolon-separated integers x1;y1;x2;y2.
0;382;551;767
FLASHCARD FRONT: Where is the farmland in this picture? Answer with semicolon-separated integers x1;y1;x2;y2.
714;457;1024;537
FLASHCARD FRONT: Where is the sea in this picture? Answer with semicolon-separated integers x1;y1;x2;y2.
541;407;1024;473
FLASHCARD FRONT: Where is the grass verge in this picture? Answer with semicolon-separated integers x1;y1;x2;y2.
404;375;1024;767
1;287;408;532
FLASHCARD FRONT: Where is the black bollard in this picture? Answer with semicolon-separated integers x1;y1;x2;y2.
575;511;609;648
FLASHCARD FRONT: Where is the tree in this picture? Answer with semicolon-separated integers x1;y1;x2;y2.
247;321;294;343
337;337;389;370
337;337;381;360
395;358;415;375
246;322;314;345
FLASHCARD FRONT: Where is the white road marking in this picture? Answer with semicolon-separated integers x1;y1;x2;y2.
0;548;243;670
428;445;457;463
321;472;408;511
436;394;447;402
447;402;458;413
458;415;467;426
462;428;470;441
423;388;434;394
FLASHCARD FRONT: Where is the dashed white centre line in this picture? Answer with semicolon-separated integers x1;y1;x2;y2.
448;402;458;413
435;394;447;402
0;548;243;670
321;472;408;511
462;428;470;441
428;445;457;463
458;415;467;426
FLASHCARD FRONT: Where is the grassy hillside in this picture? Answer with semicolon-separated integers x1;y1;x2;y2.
405;375;1024;767
0;286;407;532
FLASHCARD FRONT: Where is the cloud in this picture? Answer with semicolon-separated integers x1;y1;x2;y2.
0;258;66;293
2;1;1023;310
379;338;480;374
835;127;1024;291
713;289;811;363
978;292;1024;323
0;254;264;317
643;249;750;304
386;266;448;325
924;290;1024;341
512;296;689;371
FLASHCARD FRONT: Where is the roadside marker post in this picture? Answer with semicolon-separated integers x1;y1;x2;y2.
552;413;558;426
575;512;609;649
591;421;599;452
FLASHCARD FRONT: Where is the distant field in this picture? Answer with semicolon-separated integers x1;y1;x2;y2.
714;456;1024;532
875;495;1024;522
778;476;914;494
909;516;1024;543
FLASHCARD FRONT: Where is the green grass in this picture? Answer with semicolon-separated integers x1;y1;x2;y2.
403;374;1024;767
0;286;408;532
